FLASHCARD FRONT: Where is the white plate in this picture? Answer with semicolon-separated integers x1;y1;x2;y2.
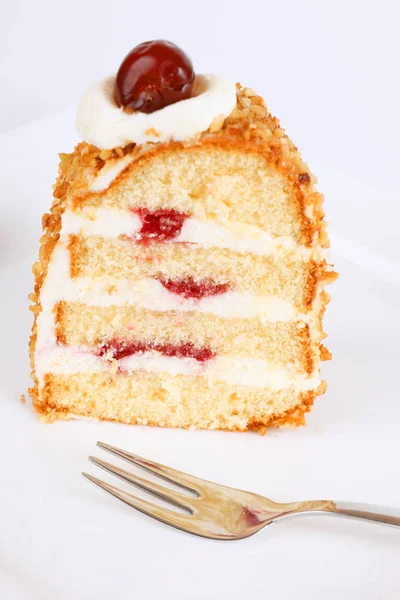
0;113;399;600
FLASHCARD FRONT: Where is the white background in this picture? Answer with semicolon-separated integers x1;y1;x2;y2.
1;1;400;599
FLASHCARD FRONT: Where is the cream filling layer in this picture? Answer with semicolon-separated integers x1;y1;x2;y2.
76;74;237;150
37;241;309;322
90;155;135;192
62;209;326;260
35;346;320;392
35;239;321;391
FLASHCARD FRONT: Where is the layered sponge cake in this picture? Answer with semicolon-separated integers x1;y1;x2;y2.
29;40;337;431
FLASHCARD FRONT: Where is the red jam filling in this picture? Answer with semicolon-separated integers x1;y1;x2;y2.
98;339;214;363
159;277;230;300
134;209;188;243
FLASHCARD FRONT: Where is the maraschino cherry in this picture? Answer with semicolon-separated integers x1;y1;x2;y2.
115;40;195;113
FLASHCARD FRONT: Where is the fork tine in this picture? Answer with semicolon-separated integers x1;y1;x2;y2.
89;456;193;511
82;472;194;533
97;442;203;494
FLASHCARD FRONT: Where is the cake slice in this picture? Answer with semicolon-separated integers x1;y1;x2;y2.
29;40;337;431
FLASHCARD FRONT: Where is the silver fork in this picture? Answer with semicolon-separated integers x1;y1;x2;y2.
83;442;400;540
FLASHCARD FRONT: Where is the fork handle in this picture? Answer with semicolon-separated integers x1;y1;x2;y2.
329;501;400;527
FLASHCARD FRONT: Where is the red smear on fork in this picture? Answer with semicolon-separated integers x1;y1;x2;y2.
242;507;263;526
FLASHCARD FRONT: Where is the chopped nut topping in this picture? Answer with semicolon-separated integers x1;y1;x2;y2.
298;173;311;184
